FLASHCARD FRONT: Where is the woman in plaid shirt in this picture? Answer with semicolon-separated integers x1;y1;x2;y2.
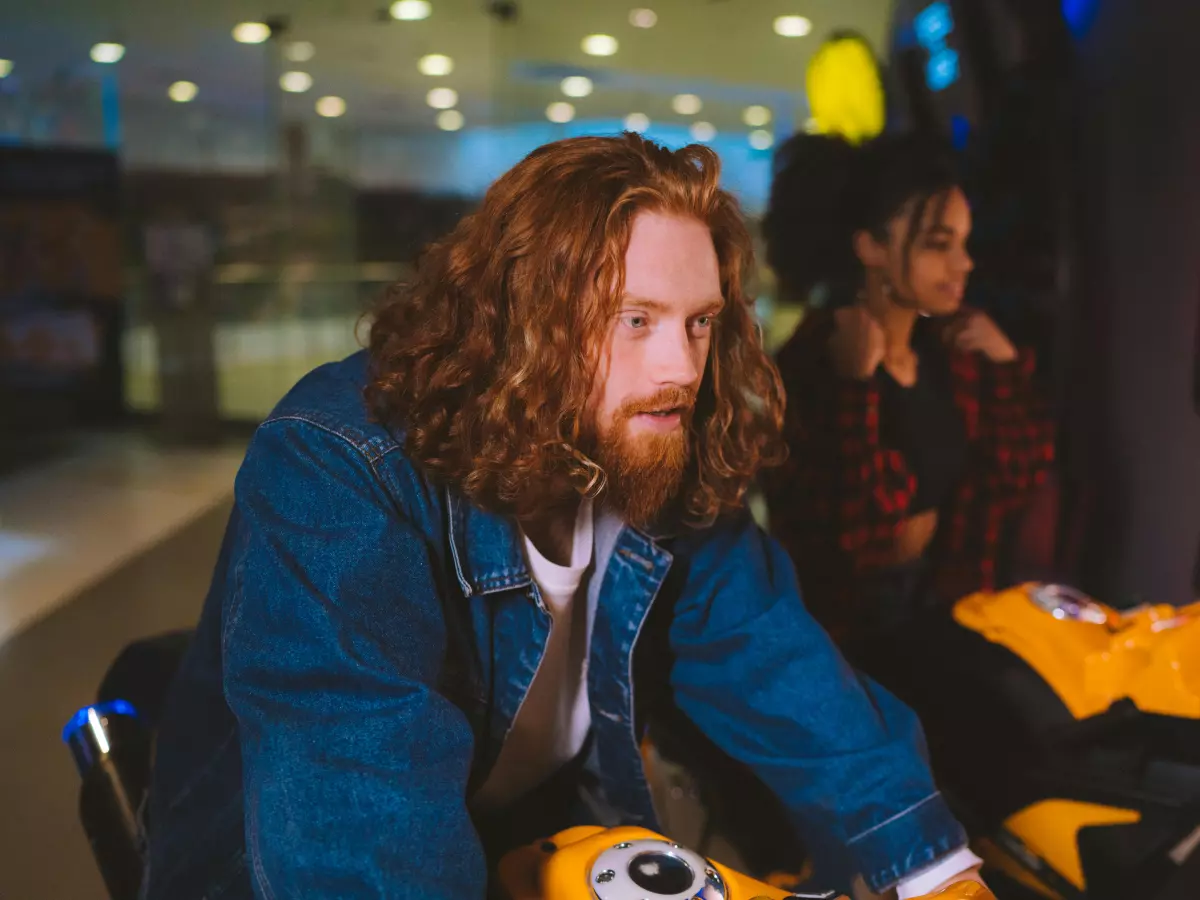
761;132;1055;653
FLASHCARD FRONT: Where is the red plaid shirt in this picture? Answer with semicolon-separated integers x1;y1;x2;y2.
765;311;1056;637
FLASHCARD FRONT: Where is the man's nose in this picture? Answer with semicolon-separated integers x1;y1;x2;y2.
651;327;701;386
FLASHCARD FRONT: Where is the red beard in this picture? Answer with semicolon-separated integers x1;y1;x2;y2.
589;386;694;529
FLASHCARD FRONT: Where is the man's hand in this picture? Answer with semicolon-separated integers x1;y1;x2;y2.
851;863;993;899
923;865;991;896
943;310;1017;364
830;306;886;380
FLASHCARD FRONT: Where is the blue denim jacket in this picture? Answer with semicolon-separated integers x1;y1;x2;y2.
144;351;966;900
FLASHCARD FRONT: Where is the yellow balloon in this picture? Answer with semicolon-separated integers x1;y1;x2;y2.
805;34;886;144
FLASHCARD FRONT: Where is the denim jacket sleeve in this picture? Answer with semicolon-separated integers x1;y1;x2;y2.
222;417;486;899
667;512;967;893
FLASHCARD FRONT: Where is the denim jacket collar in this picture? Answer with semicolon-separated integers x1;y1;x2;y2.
446;482;686;598
446;487;533;597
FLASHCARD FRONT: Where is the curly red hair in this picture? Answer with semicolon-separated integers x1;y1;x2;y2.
366;133;785;524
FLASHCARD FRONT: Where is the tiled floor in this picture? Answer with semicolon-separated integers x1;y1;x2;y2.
0;500;231;900
0;433;244;645
0;433;240;899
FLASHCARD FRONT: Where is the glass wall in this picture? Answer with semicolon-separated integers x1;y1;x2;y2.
0;1;894;428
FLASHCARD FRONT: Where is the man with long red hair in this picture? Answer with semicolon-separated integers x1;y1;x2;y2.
144;135;984;899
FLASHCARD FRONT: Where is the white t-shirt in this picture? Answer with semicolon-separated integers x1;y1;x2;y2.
471;499;595;812
468;498;982;893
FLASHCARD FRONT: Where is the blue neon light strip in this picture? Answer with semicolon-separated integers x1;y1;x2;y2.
61;699;139;744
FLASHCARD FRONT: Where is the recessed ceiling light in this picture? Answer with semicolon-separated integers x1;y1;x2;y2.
90;43;125;64
690;121;716;143
774;15;813;38
233;22;271;44
426;86;458;109
0;60;12;79
316;96;346;117
561;76;593;98
168;81;198;103
546;101;576;123
624;112;650;133
672;93;702;116
581;34;618;56
280;71;313;93
742;105;772;127
749;129;774;150
391;0;432;21
285;41;315;62
437;109;464;131
418;53;453;76
629;8;658;28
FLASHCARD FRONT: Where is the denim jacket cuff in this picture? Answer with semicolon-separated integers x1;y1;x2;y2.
847;791;969;893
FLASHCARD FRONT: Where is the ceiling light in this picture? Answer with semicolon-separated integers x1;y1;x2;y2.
629;8;658;28
546;101;576;123
774;15;813;37
280;71;313;93
437;109;464;131
90;43;125;64
316;96;346;117
168;81;198;103
672;93;702;115
418;53;453;76
391;0;432;21
561;76;593;98
690;121;716;143
742;105;772;127
426;86;458;109
581;34;618;56
285;41;315;62
233;22;271;44
0;60;12;79
624;112;650;133
749;129;774;150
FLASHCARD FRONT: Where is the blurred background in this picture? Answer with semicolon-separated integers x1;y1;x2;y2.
3;0;1200;897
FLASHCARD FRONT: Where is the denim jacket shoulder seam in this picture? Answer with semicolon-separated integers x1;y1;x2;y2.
221;525;252;660
261;413;398;465
247;794;279;900
847;790;942;844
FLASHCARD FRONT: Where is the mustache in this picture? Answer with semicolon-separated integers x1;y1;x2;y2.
617;387;697;418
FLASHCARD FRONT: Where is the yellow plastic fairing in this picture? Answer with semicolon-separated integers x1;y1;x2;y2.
1003;800;1141;890
496;825;995;900
953;584;1200;720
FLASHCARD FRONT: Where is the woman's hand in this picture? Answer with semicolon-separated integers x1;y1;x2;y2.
944;310;1017;364
893;510;939;566
830;306;887;380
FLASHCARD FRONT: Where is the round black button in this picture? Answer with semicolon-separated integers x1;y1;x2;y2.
627;851;695;895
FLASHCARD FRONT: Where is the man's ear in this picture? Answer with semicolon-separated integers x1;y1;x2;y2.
853;228;889;271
